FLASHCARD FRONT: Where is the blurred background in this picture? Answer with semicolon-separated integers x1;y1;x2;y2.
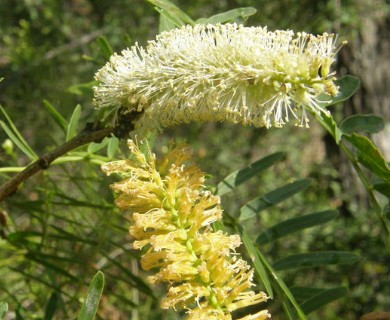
0;0;389;319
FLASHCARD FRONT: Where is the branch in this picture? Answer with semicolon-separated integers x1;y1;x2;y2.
0;125;114;203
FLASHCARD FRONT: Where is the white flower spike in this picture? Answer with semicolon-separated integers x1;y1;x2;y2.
94;23;340;132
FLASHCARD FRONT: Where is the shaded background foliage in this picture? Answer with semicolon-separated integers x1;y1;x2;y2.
0;0;389;319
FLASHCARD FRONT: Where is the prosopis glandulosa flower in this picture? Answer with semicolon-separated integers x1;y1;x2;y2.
94;23;342;133
102;140;271;320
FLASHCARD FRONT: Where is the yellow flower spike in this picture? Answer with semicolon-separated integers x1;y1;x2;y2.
94;23;341;132
102;140;270;319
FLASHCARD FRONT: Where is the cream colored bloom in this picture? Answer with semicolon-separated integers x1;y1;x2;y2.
94;23;340;132
102;140;270;319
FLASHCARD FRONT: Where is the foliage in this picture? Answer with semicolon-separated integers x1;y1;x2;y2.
1;0;389;319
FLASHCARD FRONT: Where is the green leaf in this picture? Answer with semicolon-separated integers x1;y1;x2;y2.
251;241;308;319
77;271;105;320
217;152;285;196
44;292;58;320
256;210;338;244
273;251;360;271
324;75;360;106
340;114;384;134
290;287;327;302
314;111;343;144
373;182;390;198
300;287;348;315
197;7;257;24
240;228;273;297
107;137;119;158
88;138;109;154
97;36;114;59
66;104;82;141
0;105;38;160
157;8;180;32
67;81;97;96
239;179;311;221
344;133;390;184
147;0;194;27
42;100;67;132
0;302;8;320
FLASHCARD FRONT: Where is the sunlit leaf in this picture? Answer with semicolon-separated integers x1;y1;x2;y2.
300;287;348;315
239;179;311;221
107;136;119;158
66;104;82;141
147;0;194;26
344;133;390;184
340;114;384;134
0;302;7;320
77;271;105;320
88;138;110;154
217;152;285;196
197;7;257;24
157;8;179;32
273;251;359;271
256;210;337;244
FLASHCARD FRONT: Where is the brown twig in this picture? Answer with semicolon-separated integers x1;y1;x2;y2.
0;125;114;203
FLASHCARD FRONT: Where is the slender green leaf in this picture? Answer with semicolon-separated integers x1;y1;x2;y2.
77;271;105;320
0;121;36;160
42;100;67;132
256;210;338;244
217;152;285;196
0;106;35;153
344;133;390;184
273;251;360;271
0;302;8;320
147;0;194;26
0;105;37;159
198;7;257;24
290;287;326;302
97;36;114;59
340;114;384;134
300;287;348;315
240;228;273;297
157;8;179;32
107;137;119;158
252;239;308;320
67;81;97;96
66;104;82;141
44;292;58;320
239;179;311;221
